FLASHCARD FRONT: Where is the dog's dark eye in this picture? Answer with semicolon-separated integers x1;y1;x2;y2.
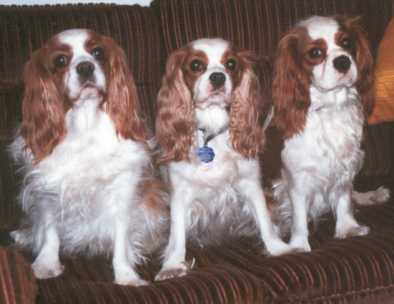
91;47;104;61
53;55;68;68
308;47;323;59
190;59;204;72
341;38;352;49
225;58;237;71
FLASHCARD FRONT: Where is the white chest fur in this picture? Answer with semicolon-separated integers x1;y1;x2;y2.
37;98;148;185
164;104;262;243
13;97;150;254
282;87;364;184
170;130;245;190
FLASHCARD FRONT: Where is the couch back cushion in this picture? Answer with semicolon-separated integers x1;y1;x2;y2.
155;0;394;56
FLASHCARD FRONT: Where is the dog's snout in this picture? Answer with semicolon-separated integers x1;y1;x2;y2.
333;55;351;73
77;61;95;79
209;72;226;88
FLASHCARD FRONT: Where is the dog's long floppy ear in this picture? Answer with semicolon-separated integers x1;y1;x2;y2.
272;27;311;139
340;16;374;116
155;48;194;164
230;50;264;159
20;48;67;162
104;36;146;142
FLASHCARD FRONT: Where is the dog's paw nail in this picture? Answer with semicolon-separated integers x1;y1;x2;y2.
289;237;311;252
266;240;294;256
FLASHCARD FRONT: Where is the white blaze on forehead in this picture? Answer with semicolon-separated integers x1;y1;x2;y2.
57;29;90;57
191;38;229;66
298;16;339;44
297;17;358;92
189;38;233;109
56;29;107;99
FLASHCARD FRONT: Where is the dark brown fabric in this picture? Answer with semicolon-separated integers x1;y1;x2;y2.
221;202;394;303
29;247;267;304
155;0;393;56
0;88;22;231
0;88;23;231
361;122;394;177
0;247;37;304
0;87;22;142
24;197;394;304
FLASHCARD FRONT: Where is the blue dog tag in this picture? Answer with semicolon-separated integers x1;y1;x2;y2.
197;146;215;163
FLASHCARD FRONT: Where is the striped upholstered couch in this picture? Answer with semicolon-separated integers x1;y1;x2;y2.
1;1;394;303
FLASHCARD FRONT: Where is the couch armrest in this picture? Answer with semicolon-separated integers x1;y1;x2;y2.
0;246;36;304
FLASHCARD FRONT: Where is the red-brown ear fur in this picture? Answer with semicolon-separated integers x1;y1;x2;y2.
272;28;311;139
155;48;194;164
20;49;67;162
104;37;146;142
341;16;374;116
230;50;264;158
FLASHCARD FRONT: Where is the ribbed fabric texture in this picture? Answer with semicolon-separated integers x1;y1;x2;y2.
25;200;393;303
35;256;265;303
155;0;393;56
0;247;37;304
0;87;22;230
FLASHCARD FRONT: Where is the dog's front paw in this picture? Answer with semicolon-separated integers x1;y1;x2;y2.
266;238;294;256
335;224;370;239
114;268;149;286
32;259;64;279
10;229;30;246
289;236;311;252
155;263;188;281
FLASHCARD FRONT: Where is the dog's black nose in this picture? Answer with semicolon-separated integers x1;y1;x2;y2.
77;61;95;79
209;72;226;88
333;55;351;73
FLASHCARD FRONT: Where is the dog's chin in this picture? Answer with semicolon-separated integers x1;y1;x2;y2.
71;85;105;103
313;73;357;92
195;92;230;109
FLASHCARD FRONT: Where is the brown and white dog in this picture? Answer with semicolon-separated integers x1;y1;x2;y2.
271;16;390;252
154;38;292;281
9;29;168;286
